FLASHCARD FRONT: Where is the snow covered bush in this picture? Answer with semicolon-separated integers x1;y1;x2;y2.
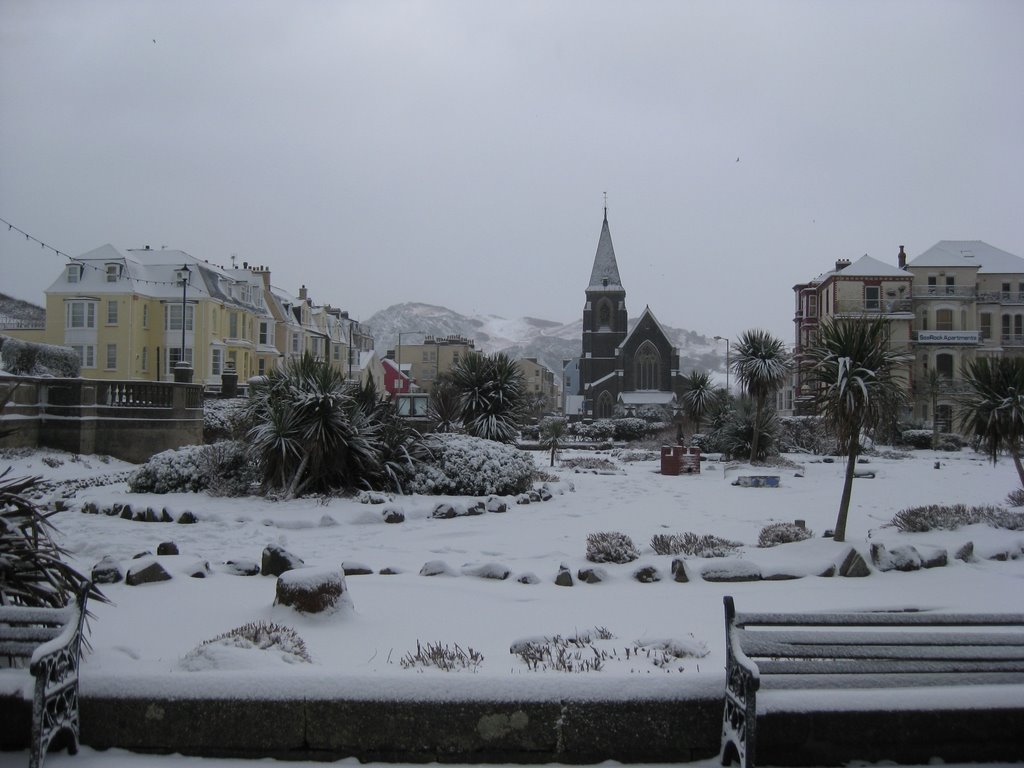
400;640;483;672
585;531;640;563
567;419;616;442
899;429;964;451
127;441;255;495
181;621;311;670
1007;488;1024;507
406;433;534;496
203;397;248;443
611;418;649;442
649;532;742;558
777;416;833;454
560;456;618;473
891;504;1024;532
0;335;80;377
757;522;814;547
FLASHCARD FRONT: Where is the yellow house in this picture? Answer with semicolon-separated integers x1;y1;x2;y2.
40;245;274;384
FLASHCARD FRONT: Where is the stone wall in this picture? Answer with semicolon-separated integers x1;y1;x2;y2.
0;375;203;463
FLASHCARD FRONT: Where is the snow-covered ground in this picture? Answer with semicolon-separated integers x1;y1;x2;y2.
2;444;1024;765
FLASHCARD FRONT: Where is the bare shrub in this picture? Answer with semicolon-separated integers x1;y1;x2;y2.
649;532;742;557
891;504;1024;532
193;621;311;663
586;531;640;563
400;641;483;671
757;522;814;547
561;456;619;473
1006;489;1024;508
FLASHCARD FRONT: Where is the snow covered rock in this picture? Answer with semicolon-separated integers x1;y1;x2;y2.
516;572;540;585
700;560;761;582
381;505;405;524
157;541;179;556
633;565;661;583
177;510;197;524
671;559;690;583
485;496;508;513
126;559;172;586
419;560;457;577
342;561;373;576
222;559;260;576
577;567;607;584
870;542;923;572
91;555;123;584
274;567;351;615
838;548;871;577
461;562;511;580
554;565;574;587
261;544;304;576
955;541;975;562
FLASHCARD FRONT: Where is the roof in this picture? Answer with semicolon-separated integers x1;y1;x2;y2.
619;305;676;353
587;212;624;290
907;241;1024;273
834;254;909;278
619;391;676;405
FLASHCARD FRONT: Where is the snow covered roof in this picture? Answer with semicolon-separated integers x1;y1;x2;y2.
834;254;909;278
618;391;676;405
619;305;676;353
587;213;623;291
907;241;1024;274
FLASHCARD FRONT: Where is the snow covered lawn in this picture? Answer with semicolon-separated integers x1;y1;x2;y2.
2;446;1024;706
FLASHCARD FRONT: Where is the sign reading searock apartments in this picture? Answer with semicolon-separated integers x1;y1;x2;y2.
916;331;981;344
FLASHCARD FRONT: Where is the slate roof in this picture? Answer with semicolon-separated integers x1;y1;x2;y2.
907;241;1024;273
835;254;909;278
588;213;624;290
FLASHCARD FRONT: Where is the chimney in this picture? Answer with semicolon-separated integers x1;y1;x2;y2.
898;245;907;269
252;266;271;291
242;261;248;270
298;285;308;301
835;258;851;272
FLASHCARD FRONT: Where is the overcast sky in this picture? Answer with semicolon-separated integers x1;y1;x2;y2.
2;0;1022;343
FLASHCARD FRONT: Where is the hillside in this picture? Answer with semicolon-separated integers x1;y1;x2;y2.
364;302;725;376
0;293;45;328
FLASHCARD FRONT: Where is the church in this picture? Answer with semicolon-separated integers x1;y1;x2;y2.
571;209;688;419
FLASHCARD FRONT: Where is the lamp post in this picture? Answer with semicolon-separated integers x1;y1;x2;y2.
713;335;729;395
174;264;193;383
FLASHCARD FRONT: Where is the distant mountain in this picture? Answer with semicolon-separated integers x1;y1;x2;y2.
364;302;726;376
0;293;45;329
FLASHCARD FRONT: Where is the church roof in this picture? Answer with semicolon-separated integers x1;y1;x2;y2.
588;212;624;290
619;305;675;353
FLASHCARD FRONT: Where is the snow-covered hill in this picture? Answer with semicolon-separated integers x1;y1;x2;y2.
0;292;45;328
364;302;725;375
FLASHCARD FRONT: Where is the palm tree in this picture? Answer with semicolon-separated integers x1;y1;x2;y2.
730;330;792;462
926;369;942;449
956;356;1024;489
427;372;463;433
451;351;527;443
803;317;911;542
681;369;721;434
539;417;567;467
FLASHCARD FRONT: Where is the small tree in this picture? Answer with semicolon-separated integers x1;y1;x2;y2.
730;330;791;462
956;356;1024;489
804;317;911;542
428;372;463;433
539;417;567;467
451;351;527;443
681;369;721;433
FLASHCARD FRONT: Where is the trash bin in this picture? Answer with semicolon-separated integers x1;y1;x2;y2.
661;445;683;475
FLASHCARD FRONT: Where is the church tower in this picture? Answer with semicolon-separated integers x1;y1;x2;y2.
580;209;628;416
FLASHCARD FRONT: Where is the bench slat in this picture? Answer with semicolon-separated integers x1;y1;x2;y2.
0;640;44;658
743;641;1024;663
735;611;1024;628
757;658;1024;675
0;625;64;643
739;628;1024;648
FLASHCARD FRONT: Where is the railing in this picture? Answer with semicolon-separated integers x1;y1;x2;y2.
913;287;977;299
912;378;971;395
1002;334;1024;347
98;381;175;407
0;319;45;330
978;291;1024;304
834;299;912;314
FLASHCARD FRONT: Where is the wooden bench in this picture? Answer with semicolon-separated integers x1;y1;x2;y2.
720;595;1024;768
0;582;90;768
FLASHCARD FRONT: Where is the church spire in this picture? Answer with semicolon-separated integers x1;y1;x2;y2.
588;207;623;290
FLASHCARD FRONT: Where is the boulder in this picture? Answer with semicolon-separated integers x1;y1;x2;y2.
955;541;976;563
342;561;374;576
516;572;541;585
515;494;531;505
538;486;553;502
81;501;99;515
577;567;607;584
261;544;304;576
223;559;260;576
160;508;174;523
838;548;871;577
671;558;689;583
465;501;486;516
120;505;133;520
419;560;456;577
381;506;405;524
870;543;922;572
91;555;123;584
156;542;179;556
319;515;338;527
919;546;949;569
554;565;574;587
431;503;461;519
462;562;511;580
274;567;351;614
126;560;172;586
177;511;197;524
485;496;507;513
701;560;761;582
379;567;402;575
184;560;211;578
817;564;837;577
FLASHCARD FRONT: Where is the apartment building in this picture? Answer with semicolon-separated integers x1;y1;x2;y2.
393;334;476;390
790;241;1024;431
516;357;560;414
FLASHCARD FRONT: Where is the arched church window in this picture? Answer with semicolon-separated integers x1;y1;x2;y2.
598;301;611;329
596;391;614;419
634;342;661;390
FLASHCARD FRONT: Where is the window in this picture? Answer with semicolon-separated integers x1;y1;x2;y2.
259;321;269;345
595;391;614;419
928;276;938;294
229;312;239;338
211;348;223;376
936;353;954;379
69;345;95;368
66;301;96;329
165;304;194;331
258;358;266;376
980;313;992;340
66;264;82;283
936;309;953;331
1003;314;1011;341
142;304;149;328
598;300;612;328
452;352;460;364
807;294;817;318
107;300;118;325
228;350;237;370
865;286;880;311
106;344;117;369
291;333;300;354
945;276;955;294
105;264;120;282
167;347;193;369
141;347;148;372
634;341;661;390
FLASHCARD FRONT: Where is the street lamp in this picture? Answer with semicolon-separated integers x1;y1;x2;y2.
713;335;729;395
397;330;426;393
174;264;193;383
